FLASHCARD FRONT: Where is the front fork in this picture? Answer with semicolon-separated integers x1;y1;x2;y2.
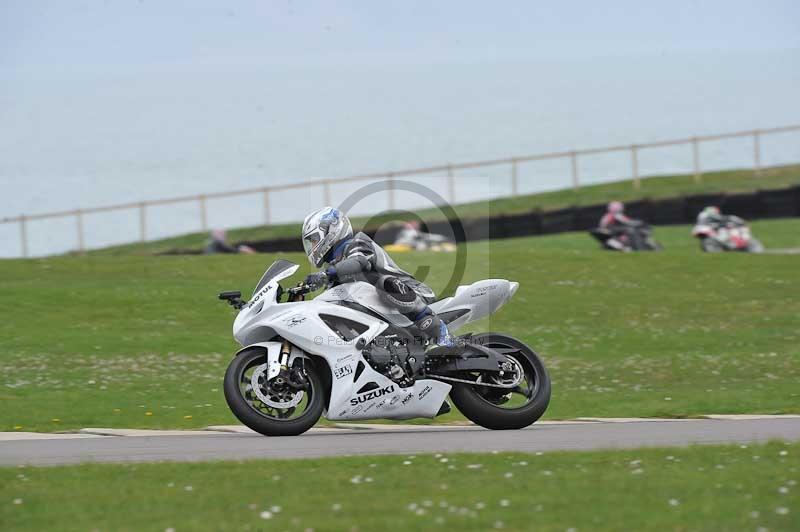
277;287;309;389
279;339;292;369
272;286;304;373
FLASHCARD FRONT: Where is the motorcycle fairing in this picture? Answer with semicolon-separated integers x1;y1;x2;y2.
232;284;452;421
692;224;753;250
235;341;451;421
326;361;451;421
316;282;414;327
429;279;519;331
691;223;715;237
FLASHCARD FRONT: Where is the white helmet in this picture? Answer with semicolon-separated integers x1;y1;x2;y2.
607;201;624;214
302;207;353;267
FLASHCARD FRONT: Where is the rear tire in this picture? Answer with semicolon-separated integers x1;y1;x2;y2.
449;334;551;430
223;348;324;436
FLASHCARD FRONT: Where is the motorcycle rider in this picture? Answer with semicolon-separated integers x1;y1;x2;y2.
697;205;745;227
301;206;454;348
599;200;633;230
598;201;647;250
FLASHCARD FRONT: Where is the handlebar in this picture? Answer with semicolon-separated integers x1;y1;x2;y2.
286;282;313;301
288;283;311;295
219;282;312;309
218;291;246;310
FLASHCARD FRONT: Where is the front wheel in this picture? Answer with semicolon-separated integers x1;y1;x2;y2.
701;237;724;252
449;334;551;430
223;347;324;436
747;238;764;253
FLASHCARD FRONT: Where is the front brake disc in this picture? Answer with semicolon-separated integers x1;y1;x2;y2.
250;364;304;408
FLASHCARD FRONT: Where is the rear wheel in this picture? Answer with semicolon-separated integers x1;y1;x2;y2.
223;347;324;436
449;333;551;430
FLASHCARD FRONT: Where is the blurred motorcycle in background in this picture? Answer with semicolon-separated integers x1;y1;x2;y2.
692;216;764;253
590;222;662;252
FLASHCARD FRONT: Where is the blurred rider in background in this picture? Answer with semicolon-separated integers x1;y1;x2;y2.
696;205;745;227
596;200;652;250
599;201;633;230
204;229;255;255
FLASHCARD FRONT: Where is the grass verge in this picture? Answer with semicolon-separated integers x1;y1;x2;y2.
1;219;798;431
1;442;798;531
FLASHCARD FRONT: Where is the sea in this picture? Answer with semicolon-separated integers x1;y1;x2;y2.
1;50;799;257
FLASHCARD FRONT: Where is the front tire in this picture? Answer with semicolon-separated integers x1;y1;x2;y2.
449;334;551;430
223;347;324;436
701;237;723;252
747;238;764;253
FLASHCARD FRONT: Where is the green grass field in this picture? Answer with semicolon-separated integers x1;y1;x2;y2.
91;164;800;256
1;218;798;432
1;442;797;531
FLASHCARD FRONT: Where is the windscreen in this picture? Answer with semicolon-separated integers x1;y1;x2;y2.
252;260;299;297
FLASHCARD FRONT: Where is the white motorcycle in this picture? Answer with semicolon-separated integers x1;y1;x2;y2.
218;260;551;436
692;217;764;253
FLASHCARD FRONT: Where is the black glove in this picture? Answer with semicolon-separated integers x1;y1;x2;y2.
304;271;330;291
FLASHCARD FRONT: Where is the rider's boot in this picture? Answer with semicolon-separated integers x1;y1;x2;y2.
436;320;454;348
413;308;454;348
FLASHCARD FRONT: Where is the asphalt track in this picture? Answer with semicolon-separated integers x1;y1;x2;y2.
2;417;799;466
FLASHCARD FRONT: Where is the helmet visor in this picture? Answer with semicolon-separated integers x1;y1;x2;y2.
303;232;321;256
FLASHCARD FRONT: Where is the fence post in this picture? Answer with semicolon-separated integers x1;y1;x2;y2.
387;173;396;210
323;180;332;206
19;215;28;258
447;165;455;204
631;145;640;190
692;137;702;184
570;151;580;192
199;195;208;231
138;203;147;242
262;188;271;225
753;130;762;178
76;209;85;253
511;159;518;196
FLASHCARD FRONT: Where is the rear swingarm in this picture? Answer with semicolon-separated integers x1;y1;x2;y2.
424;342;514;377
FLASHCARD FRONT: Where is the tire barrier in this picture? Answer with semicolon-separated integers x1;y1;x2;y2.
163;184;800;254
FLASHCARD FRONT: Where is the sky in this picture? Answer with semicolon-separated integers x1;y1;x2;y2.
2;1;799;72
1;1;799;256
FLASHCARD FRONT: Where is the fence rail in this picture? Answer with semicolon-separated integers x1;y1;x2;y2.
2;124;799;257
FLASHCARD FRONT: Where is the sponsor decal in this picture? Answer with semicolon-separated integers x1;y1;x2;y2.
351;404;364;415
364;402;376;413
389;396;401;406
285;315;307;328
338;409;348;417
375;399;387;409
247;285;271;309
333;365;354;380
419;317;433;330
401;393;413;405
335;354;354;367
350;385;395;406
418;385;432;400
470;284;498;298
